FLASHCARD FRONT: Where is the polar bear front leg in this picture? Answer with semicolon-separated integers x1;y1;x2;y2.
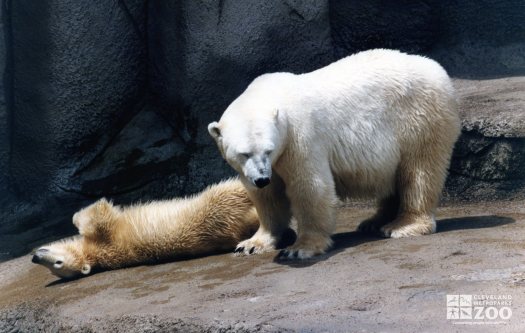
72;198;120;242
278;165;337;260
235;173;292;255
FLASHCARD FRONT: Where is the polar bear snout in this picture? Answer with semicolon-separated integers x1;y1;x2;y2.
254;177;271;188
31;248;49;263
32;248;62;268
32;248;55;265
31;245;87;279
242;154;273;188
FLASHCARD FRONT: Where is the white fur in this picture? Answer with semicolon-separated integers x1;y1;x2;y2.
209;49;460;259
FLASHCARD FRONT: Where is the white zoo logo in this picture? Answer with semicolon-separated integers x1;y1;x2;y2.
446;294;512;323
447;295;472;319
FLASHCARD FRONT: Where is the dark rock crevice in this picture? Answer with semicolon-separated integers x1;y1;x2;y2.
1;0;14;188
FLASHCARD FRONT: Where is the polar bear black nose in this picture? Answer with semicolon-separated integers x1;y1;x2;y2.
32;248;49;263
254;177;270;188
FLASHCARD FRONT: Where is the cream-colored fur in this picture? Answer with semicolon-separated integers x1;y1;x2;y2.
208;49;461;260
32;179;259;278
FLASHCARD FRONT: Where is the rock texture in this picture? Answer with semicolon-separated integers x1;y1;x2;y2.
0;1;524;260
1;202;524;332
0;1;7;202
447;78;525;201
330;0;525;78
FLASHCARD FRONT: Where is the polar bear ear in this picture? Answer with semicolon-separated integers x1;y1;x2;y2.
81;264;91;275
95;198;113;214
208;122;221;140
96;197;110;206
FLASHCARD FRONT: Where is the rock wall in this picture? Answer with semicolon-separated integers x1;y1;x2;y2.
330;0;525;78
7;0;147;198
0;1;7;197
0;0;524;259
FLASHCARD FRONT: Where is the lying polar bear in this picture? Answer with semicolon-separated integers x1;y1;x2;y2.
32;179;259;279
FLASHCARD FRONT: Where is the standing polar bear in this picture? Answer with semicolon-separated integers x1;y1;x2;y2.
208;49;460;260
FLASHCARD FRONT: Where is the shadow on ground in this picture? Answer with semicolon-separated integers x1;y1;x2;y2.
274;215;515;268
437;215;514;232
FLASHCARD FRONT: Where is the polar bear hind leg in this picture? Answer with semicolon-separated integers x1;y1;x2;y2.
377;91;458;238
379;145;449;238
357;194;401;234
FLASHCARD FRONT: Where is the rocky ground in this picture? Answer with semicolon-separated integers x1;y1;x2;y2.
1;200;524;333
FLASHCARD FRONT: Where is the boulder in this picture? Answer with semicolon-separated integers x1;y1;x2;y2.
446;78;525;200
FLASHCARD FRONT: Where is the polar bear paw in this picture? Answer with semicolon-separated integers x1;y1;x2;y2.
357;217;389;235
277;235;333;260
380;214;436;238
72;211;95;236
234;233;276;256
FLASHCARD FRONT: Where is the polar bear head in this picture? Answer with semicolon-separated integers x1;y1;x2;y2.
208;107;286;189
209;73;294;189
32;198;119;279
32;238;91;279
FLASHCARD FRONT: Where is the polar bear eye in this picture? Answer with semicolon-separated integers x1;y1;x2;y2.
239;153;252;159
265;150;273;155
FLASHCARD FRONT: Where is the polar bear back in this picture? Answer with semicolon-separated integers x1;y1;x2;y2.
265;49;457;198
293;49;454;140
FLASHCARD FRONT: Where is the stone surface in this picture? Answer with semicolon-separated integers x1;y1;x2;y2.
329;0;438;57
1;202;524;332
7;0;147;199
455;78;525;138
428;1;525;79
0;0;148;258
0;0;8;196
330;0;525;79
446;77;525;201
